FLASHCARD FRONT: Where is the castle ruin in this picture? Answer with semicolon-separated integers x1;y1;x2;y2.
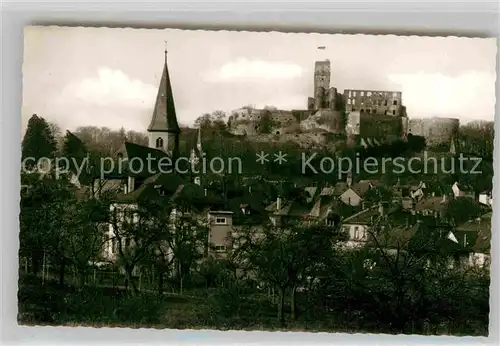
228;59;458;147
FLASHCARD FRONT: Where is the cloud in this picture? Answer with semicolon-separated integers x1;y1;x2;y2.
45;68;158;131
204;58;303;82
388;71;496;120
59;67;157;108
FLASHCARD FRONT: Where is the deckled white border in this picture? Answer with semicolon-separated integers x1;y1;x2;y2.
1;0;498;345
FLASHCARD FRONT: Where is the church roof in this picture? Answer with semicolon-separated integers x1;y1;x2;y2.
122;142;170;178
148;50;180;133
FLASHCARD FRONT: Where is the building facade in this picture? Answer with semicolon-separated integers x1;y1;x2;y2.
408;117;459;146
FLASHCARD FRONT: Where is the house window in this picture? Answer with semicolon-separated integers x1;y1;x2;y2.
325;218;335;227
215;245;227;253
215;217;227;224
392;110;396;115
393;100;398;106
155;137;163;148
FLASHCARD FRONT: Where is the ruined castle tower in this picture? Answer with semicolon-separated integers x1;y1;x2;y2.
313;60;331;110
147;46;181;159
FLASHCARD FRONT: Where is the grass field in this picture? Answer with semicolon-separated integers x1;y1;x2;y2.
17;273;488;335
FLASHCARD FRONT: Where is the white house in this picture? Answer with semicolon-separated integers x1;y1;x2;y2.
452;182;476;199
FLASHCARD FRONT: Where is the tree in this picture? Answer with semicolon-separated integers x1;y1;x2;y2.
163;212;208;294
335;215;488;334
22;114;57;166
445;197;483;225
72;126;140;157
64;195;110;287
61;131;88;174
19;176;77;285
194;111;228;134
256;110;276;134
107;201;170;293
459;121;494;160
233;221;345;325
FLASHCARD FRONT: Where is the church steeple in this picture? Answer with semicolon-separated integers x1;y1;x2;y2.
196;126;202;152
147;45;180;158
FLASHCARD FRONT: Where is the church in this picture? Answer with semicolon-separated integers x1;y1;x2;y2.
95;47;209;205
98;47;227;261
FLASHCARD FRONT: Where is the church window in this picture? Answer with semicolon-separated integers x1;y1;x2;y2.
156;137;163;148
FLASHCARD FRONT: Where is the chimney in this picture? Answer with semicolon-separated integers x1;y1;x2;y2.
277;197;282;211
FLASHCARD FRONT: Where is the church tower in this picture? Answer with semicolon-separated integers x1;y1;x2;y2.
189;127;203;185
147;46;181;159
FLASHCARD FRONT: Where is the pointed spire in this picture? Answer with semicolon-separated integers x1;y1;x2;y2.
196;127;202;152
148;46;180;133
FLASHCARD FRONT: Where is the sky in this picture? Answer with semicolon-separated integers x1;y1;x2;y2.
22;26;497;133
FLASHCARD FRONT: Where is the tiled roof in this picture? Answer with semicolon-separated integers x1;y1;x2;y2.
319;182;349;197
455;212;492;253
147;53;180;133
414;196;448;212
342;204;400;225
366;223;419;250
265;199;311;217
309;195;340;219
121;142;172;178
228;193;268;226
408;221;475;254
349;181;372;197
115;183;152;204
